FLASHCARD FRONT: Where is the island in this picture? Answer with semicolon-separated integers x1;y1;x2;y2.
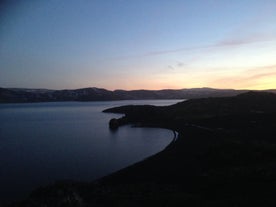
8;91;276;207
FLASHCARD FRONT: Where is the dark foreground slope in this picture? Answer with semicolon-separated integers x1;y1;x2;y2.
8;92;276;207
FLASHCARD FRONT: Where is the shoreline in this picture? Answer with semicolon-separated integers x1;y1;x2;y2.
3;120;177;206
7;92;276;206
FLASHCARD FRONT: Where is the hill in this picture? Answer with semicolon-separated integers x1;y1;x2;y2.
0;87;250;103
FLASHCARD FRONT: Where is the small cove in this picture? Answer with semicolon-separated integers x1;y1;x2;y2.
0;100;182;202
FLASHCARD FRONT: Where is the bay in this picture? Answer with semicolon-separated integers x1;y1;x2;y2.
0;99;182;202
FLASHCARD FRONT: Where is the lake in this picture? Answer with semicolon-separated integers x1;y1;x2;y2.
0;99;182;202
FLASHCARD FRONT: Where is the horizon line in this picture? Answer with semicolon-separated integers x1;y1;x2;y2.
2;86;276;92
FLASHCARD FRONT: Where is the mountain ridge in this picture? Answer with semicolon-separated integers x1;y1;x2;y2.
1;86;275;103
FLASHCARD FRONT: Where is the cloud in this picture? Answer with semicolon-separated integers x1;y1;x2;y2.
177;62;185;67
114;33;276;61
215;33;276;48
167;65;175;70
209;64;276;89
115;45;210;60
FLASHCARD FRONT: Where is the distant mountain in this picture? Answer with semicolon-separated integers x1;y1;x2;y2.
0;87;274;103
0;87;119;103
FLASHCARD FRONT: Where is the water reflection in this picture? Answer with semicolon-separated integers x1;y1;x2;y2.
0;99;182;202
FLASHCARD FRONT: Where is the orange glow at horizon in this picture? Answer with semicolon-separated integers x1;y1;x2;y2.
102;64;276;91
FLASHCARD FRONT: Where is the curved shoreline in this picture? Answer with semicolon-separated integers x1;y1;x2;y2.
4;117;179;206
8;92;276;206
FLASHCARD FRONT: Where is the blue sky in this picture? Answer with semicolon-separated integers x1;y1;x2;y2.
1;0;276;90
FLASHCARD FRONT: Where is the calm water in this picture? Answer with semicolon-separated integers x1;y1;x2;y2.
0;100;182;202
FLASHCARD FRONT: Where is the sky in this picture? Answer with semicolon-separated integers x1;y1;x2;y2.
0;0;276;90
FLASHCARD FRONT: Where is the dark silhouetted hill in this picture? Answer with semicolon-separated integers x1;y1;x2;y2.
0;87;253;103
